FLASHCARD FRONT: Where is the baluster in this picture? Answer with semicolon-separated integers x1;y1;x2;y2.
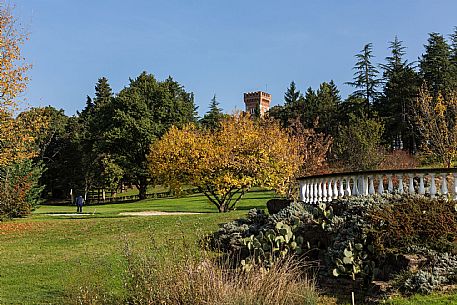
387;174;394;193
368;175;375;195
352;176;358;196
441;173;448;195
304;182;309;203
363;175;369;195
418;174;425;195
333;178;339;199
308;180;312;204
398;174;404;194
408;174;415;194
309;180;315;204
318;180;323;202
314;180;318;203
344;177;351;196
377;174;384;194
327;180;333;202
300;181;305;202
322;179;328;202
453;173;457;200
357;176;363;196
430;173;437;198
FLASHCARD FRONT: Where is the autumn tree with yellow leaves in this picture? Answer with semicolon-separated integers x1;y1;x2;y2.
414;84;457;168
0;4;49;219
0;3;37;165
149;114;330;212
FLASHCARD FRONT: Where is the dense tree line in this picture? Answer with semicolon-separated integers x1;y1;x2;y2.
38;73;197;200
269;28;457;170
4;21;457;216
38;27;457;202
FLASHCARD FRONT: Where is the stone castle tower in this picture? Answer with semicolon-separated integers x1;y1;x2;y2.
244;91;271;117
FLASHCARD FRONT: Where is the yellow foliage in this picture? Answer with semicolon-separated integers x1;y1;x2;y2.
149;114;304;212
414;85;457;168
0;4;30;110
0;5;46;166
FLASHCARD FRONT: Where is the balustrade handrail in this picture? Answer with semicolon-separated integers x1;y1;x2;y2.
297;167;457;181
297;167;457;204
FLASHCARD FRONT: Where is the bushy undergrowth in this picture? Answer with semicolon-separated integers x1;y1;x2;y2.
393;247;457;294
73;239;320;305
210;194;457;296
369;196;457;253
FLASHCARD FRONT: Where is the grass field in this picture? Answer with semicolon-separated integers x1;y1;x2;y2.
0;190;275;305
2;189;457;304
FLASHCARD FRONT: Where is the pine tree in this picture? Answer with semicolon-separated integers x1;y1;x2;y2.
200;94;225;130
346;43;382;111
419;32;456;97
76;77;116;198
377;37;420;152
284;81;302;105
94;77;113;107
269;82;306;128
314;81;342;136
302;87;318;128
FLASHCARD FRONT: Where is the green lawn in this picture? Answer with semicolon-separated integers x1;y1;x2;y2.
387;293;457;305
0;190;274;305
2;189;457;305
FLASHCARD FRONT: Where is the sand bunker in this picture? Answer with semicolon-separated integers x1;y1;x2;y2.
47;213;92;216
119;211;202;216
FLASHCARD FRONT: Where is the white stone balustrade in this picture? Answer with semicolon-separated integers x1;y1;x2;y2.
298;169;457;204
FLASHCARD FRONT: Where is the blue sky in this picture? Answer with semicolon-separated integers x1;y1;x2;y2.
13;0;457;117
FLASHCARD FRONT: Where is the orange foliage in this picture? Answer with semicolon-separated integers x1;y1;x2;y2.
379;150;418;170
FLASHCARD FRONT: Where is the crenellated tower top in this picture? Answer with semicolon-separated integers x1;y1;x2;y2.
243;91;271;117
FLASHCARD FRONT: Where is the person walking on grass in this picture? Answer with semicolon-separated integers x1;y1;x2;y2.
76;195;84;213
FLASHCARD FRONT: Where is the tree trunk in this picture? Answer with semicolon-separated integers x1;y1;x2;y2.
138;177;148;200
218;204;228;213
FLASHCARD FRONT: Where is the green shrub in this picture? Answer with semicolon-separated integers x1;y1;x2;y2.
0;159;44;219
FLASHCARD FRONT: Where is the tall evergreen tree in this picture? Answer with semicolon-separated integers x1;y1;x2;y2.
268;82;305;128
450;27;457;67
200;94;225;130
94;77;113;107
419;32;456;97
377;37;420;152
284;81;302;105
302;87;318;128
314;81;341;136
346;43;382;111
